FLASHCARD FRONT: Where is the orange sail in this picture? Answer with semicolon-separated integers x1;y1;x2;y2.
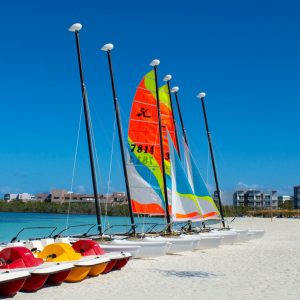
127;71;166;215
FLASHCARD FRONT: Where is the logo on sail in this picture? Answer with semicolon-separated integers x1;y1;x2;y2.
136;108;151;118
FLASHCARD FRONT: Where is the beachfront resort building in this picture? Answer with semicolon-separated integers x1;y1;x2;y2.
277;195;293;208
50;189;126;205
35;192;52;202
294;185;300;209
213;190;234;205
3;193;36;202
1;190;127;204
233;190;278;208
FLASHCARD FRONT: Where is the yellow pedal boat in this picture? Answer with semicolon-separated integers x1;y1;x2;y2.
37;243;110;282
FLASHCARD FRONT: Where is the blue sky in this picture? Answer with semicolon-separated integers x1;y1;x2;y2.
0;0;299;197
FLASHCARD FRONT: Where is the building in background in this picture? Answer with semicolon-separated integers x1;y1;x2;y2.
3;194;18;202
278;195;293;208
294;186;300;209
35;192;52;202
263;191;278;208
213;190;234;206
49;189;126;205
51;189;69;203
233;190;262;208
3;193;35;202
233;191;245;207
1;189;127;204
233;190;278;209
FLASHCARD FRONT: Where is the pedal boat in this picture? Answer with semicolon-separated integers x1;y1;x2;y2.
37;243;110;282
72;239;132;274
0;246;73;292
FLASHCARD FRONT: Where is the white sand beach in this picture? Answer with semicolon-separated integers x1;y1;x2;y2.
12;218;300;300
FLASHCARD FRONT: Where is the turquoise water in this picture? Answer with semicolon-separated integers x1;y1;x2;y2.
0;212;166;243
0;212;219;243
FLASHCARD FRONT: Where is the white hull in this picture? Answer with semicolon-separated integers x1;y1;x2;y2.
248;229;265;239
99;244;141;258
110;239;171;258
201;231;238;245
180;235;222;250
143;237;194;253
230;229;250;243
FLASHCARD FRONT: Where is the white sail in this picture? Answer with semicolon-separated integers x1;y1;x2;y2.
167;132;203;222
183;139;220;220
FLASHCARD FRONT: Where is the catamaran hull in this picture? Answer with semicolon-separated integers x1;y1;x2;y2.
180;235;222;250
99;245;141;259
142;237;194;253
231;229;250;243
110;240;170;258
198;231;238;245
248;230;265;239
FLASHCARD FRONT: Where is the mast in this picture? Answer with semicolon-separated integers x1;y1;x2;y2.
197;92;226;228
101;43;136;234
68;23;102;235
171;86;189;146
163;75;181;159
151;59;171;233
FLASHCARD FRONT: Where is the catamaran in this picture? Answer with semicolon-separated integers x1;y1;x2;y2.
124;62;260;244
100;46;192;255
65;25;171;258
122;60;225;248
171;83;264;240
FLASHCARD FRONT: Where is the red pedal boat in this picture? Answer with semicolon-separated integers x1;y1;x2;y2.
72;240;131;273
0;246;73;292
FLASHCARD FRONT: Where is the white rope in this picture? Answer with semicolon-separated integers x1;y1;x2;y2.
65;102;83;231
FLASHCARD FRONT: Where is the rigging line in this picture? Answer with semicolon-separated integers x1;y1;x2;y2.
87;98;116;158
66;102;84;231
87;100;104;197
90;117;104;194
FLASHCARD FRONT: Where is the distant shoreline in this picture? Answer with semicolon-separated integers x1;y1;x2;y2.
0;200;130;216
0;200;299;218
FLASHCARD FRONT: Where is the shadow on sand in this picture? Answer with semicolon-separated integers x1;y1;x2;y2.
157;269;217;278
